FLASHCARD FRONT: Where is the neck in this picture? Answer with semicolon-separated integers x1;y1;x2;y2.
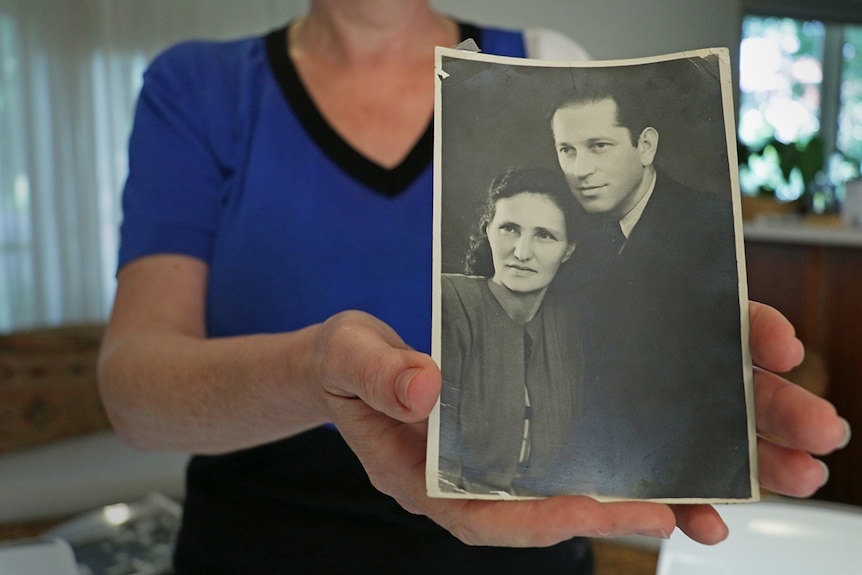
487;280;548;326
615;166;656;221
295;0;456;66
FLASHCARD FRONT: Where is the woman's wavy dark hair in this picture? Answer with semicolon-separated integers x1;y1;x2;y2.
463;167;583;277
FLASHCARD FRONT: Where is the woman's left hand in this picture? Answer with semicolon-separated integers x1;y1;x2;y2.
672;302;850;544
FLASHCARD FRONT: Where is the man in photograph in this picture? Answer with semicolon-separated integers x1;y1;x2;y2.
547;76;751;499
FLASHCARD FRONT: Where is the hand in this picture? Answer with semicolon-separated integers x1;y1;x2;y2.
314;310;676;547
673;301;851;544
314;303;851;548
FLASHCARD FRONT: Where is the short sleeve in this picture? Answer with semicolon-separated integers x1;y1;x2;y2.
117;42;233;271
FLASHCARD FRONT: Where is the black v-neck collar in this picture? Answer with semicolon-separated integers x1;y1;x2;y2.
265;22;481;198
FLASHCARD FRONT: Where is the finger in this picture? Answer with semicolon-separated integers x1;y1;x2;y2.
353;358;441;423
354;415;678;548
333;406;665;548
757;436;827;497
601;500;677;541
316;311;441;423
346;416;431;504
748;301;804;372
754;368;848;455
671;504;728;545
433;496;615;547
335;385;678;548
428;497;676;548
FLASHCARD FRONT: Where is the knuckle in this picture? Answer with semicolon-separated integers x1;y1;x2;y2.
447;521;486;547
315;313;372;380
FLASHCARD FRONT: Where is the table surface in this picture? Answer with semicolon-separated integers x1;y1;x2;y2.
743;215;862;248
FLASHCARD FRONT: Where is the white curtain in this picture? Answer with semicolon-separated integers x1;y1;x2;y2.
0;0;306;332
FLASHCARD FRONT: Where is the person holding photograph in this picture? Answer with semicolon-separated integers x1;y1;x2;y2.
548;76;753;498
438;167;583;497
96;0;850;572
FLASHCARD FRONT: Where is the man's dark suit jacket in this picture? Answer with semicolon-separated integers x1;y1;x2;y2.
553;169;752;500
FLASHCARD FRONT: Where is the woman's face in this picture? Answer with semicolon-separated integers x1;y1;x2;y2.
488;191;575;294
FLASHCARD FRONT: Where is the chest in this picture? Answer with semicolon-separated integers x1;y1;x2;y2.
204;100;435;345
295;60;435;168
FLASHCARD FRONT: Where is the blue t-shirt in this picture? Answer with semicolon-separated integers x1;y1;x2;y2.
122;24;523;351
120;22;592;575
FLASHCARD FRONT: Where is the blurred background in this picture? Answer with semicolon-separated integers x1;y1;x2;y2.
2;0;860;332
0;3;860;573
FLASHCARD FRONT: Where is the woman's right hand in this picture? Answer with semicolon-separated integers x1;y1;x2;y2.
100;257;848;548
312;310;678;546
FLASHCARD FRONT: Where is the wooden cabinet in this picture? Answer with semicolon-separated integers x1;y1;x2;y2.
745;238;862;506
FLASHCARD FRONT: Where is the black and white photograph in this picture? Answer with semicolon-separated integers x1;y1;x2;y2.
426;46;757;503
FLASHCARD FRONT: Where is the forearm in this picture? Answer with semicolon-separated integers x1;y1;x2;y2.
97;323;329;454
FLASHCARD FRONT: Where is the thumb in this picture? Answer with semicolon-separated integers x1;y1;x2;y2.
315;311;441;423
391;361;442;422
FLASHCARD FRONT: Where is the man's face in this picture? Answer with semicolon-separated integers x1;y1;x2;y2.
551;98;654;218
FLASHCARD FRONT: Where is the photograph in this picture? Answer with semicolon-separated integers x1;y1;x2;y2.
426;46;757;503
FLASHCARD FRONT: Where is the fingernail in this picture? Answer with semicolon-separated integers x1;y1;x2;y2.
395;368;420;410
818;460;830;488
838;417;852;450
639;527;672;539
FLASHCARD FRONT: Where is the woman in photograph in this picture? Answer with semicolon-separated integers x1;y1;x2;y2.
438;166;584;497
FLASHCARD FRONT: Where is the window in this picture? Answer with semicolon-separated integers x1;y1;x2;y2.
839;26;862;167
0;1;297;332
738;14;862;211
0;12;36;328
0;6;146;331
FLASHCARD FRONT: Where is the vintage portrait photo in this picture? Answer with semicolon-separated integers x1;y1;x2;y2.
426;47;757;503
